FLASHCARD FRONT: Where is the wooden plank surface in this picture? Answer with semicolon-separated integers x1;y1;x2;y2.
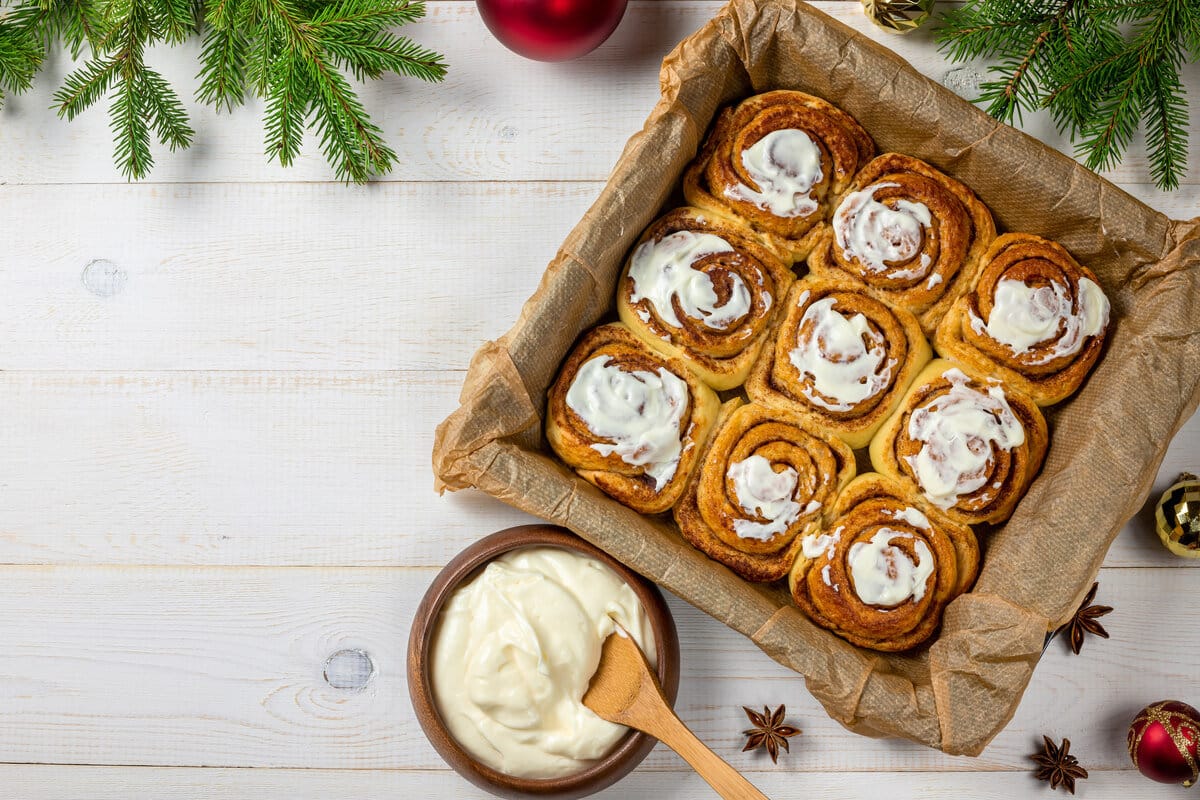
0;370;1194;567
0;566;1182;773
0;0;1196;796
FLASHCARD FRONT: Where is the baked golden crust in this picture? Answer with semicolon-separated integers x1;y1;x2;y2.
616;207;795;390
745;276;932;448
674;401;855;582
808;153;997;335
869;359;1048;526
934;233;1111;406
788;473;979;652
682;90;875;262
546;322;721;514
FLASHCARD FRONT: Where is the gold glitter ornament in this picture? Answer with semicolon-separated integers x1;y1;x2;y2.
1155;472;1200;558
861;0;934;33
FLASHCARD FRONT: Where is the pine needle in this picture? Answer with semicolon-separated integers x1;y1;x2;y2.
937;0;1199;191
0;0;446;180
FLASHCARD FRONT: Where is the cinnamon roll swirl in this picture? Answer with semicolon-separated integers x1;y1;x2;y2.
934;233;1112;406
745;276;932;448
869;359;1048;526
674;401;855;582
788;473;979;652
682;90;875;261
809;153;997;335
546;323;722;514
617;208;795;390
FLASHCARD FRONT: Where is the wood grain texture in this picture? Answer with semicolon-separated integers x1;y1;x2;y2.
0;566;1184;772
0;3;1196;196
0;370;1193;567
0;765;1171;799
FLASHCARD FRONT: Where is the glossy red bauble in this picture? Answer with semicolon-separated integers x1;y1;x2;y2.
476;0;629;61
1128;700;1200;786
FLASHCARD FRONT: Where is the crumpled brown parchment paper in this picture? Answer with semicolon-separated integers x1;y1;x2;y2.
432;0;1200;755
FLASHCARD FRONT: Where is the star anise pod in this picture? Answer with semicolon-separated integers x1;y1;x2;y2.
741;704;801;763
1030;736;1088;794
1056;582;1112;654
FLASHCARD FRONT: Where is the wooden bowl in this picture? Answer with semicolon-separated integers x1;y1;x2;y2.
408;524;680;799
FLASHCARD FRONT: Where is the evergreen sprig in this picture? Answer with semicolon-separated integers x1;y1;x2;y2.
936;0;1200;191
0;0;446;181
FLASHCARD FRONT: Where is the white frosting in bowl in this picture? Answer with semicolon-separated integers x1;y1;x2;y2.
565;355;688;490
430;547;656;780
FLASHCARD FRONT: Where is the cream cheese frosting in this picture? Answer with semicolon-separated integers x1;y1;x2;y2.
847;529;934;606
726;454;818;541
834;182;932;276
565;355;688;490
904;368;1025;508
788;293;897;412
628;231;751;330
430;547;656;779
970;277;1109;364
723;129;823;218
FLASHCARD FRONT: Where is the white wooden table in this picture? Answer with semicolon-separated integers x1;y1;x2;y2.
1;2;1197;797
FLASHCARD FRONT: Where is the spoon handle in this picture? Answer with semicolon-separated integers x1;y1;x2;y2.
650;711;770;800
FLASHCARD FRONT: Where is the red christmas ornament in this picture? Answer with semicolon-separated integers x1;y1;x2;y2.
1128;700;1200;786
476;0;629;61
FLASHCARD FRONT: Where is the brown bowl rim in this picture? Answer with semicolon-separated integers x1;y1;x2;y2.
407;524;681;799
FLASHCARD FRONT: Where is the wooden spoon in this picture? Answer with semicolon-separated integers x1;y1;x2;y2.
583;630;770;800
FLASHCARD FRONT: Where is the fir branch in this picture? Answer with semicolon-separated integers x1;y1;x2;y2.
937;0;1200;191
0;0;446;181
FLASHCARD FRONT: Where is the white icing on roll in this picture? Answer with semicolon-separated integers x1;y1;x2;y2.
788;296;896;412
969;277;1110;364
566;355;688;490
723;129;823;218
834;182;932;275
848;529;934;606
629;231;752;331
904;368;1026;509
726;455;819;541
886;505;932;530
802;526;842;559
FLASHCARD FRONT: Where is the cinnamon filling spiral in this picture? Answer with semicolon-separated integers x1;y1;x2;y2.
888;366;1044;521
698;413;848;554
791;476;977;651
963;235;1110;377
775;286;906;419
624;212;783;360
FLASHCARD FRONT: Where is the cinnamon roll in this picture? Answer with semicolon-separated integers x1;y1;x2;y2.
682;90;875;261
934;233;1112;406
745;276;932;448
546;323;722;515
674;401;855;582
869;359;1048;526
616;207;795;390
788;473;979;652
809;153;997;335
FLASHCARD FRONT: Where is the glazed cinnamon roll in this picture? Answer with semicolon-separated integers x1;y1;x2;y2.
682;90;875;261
546;323;722;515
788;473;979;652
809;153;997;335
745;276;932;448
674;401;855;582
869;359;1048;526
616;208;795;390
934;233;1111;406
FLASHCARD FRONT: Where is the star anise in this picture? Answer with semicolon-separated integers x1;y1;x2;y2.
1056;581;1112;654
1030;736;1088;793
741;704;801;763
